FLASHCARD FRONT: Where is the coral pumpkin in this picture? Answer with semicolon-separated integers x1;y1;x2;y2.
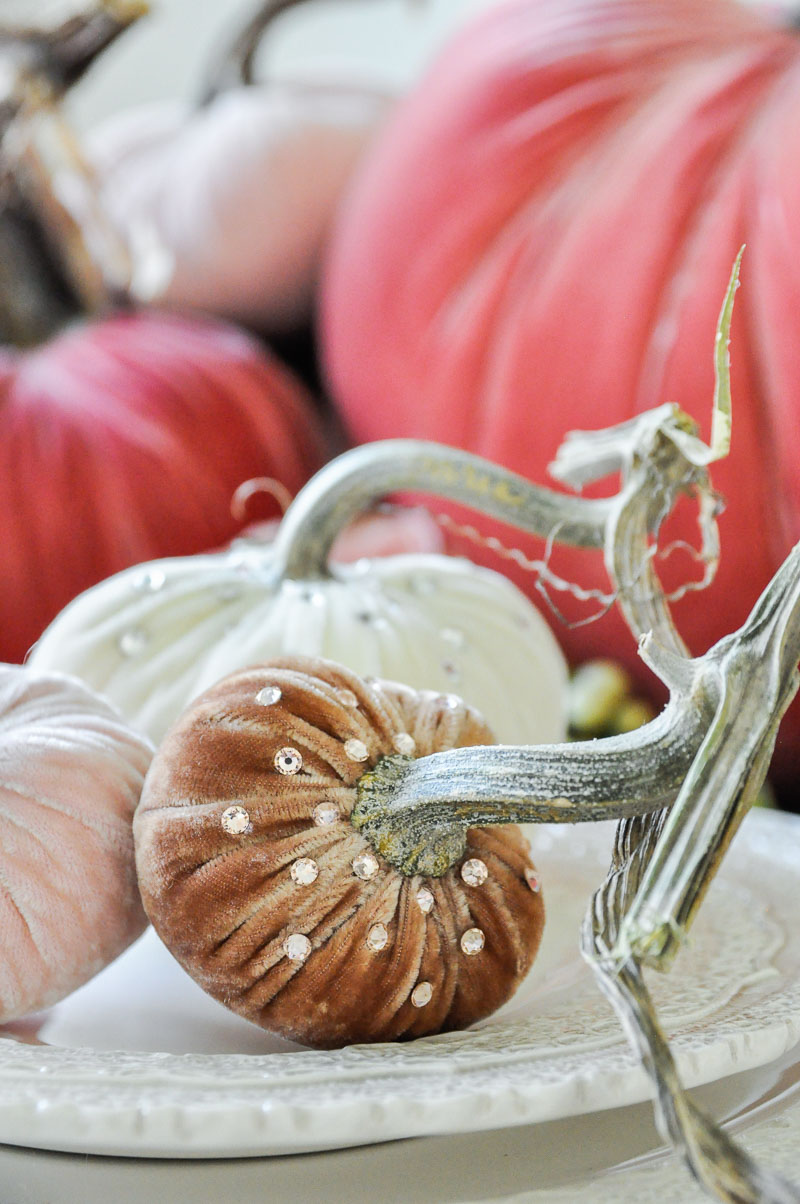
0;663;152;1023
321;0;800;774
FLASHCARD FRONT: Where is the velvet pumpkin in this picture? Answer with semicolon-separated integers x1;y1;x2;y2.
88;84;391;333
134;656;544;1047
0;663;152;1023
1;309;325;664
0;8;327;665
28;517;568;748
85;0;393;333
321;0;800;773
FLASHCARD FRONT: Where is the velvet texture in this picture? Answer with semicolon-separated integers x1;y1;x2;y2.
0;665;152;1023
89;86;392;332
1;308;324;664
135;656;544;1048
321;0;800;779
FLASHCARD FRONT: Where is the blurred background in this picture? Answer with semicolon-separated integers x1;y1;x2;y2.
4;0;500;126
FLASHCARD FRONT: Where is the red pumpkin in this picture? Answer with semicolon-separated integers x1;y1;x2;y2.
0;12;326;665
321;0;800;775
2;308;325;664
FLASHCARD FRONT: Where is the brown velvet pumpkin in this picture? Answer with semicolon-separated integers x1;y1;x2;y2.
134;656;544;1048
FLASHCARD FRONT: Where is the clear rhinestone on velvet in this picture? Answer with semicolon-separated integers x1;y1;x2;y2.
256;685;282;706
118;628;148;657
366;923;388;952
335;689;359;708
134;568;166;592
291;858;319;885
392;733;416;756
353;851;380;880
460;928;485;956
313;801;340;827
415;887;434;915
408;574;437;596
300;589;326;606
283;934;311;963
221;805;250;836
461;858;488;887
525;867;542;894
217;583;242;603
274;747;303;775
344;738;369;762
411;981;433;1008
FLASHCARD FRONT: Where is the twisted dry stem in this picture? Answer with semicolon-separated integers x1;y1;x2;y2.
0;4;154;344
276;253;798;1198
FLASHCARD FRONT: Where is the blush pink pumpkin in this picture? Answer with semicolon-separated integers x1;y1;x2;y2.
88;84;391;333
321;0;800;777
0;664;152;1023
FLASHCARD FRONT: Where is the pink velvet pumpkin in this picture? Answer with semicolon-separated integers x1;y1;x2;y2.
321;0;800;773
0;664;152;1023
1;308;325;664
88;84;391;333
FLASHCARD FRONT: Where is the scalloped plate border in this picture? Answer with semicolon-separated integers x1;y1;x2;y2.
0;810;798;1158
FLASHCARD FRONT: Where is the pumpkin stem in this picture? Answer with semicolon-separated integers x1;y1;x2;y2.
0;4;148;346
271;403;722;657
0;2;145;99
200;0;313;105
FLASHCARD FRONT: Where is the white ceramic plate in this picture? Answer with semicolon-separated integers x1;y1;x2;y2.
0;809;798;1159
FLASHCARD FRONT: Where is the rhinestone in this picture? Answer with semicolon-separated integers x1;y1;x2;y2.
274;747;303;775
415;887;434;915
460;928;485;956
366;923;388;952
313;801;340;826
442;660;461;682
301;589;326;606
217;584;242;603
283;933;311;963
439;694;461;710
525;867;542;894
393;733;416;756
118;628;148;657
351;558;371;576
344;738;369;762
441;626;465;648
409;574;437;596
256;685;282;706
461;858;488;887
134;567;166;592
411;981;433;1008
221;805;250;835
335;688;359;708
353;851;380;880
291;858;319;885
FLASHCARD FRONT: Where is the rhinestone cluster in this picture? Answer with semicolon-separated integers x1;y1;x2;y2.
250;691;539;1017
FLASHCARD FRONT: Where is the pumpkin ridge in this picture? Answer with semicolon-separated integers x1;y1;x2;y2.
631;40;800;424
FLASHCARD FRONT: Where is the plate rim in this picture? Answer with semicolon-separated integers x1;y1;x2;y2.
0;809;798;1158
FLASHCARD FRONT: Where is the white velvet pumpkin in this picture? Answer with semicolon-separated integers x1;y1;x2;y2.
87;83;391;331
0;664;152;1023
29;537;568;748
